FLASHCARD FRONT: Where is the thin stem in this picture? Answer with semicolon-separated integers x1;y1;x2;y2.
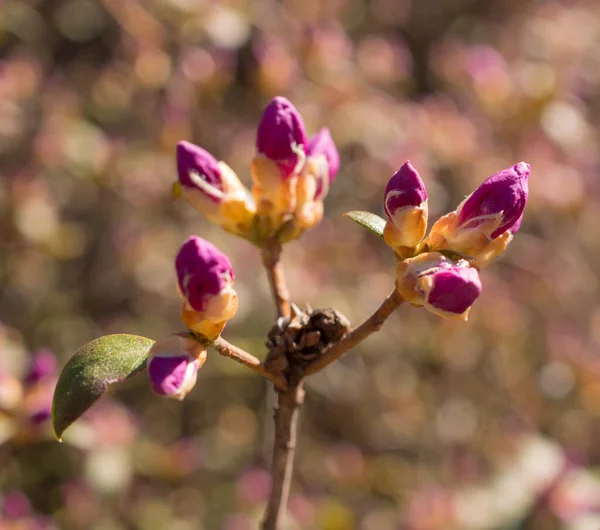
190;334;287;389
305;290;404;375
261;243;291;320
261;383;304;530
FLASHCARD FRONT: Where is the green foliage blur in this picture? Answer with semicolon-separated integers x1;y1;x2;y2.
1;0;600;528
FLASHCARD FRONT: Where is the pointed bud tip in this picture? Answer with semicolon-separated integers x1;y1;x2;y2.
176;141;223;199
514;161;530;177
384;161;428;220
256;96;307;179
457;162;529;238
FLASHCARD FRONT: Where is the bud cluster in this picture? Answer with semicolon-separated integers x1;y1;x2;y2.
175;97;340;245
383;160;529;319
157;99;530;400
148;236;238;400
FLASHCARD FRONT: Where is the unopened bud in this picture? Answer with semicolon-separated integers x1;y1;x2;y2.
457;162;529;238
307;128;339;201
425;162;529;268
177;141;223;202
147;334;207;400
176;141;256;236
256;96;307;179
383;162;428;256
396;252;482;320
176;236;238;338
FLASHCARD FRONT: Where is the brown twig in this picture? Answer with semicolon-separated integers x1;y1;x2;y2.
305;290;404;375
191;334;287;389
261;242;291;320
261;383;304;530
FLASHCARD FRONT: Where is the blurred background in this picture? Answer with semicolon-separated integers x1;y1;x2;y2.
1;0;600;528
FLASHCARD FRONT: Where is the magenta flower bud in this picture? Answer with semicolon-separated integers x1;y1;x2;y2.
307;128;340;200
457;162;529;238
23;349;57;385
176;236;234;313
256;96;307;179
147;334;207;400
426;263;482;315
396;253;482;320
383;161;429;254
177;141;224;203
384;161;428;219
149;356;198;398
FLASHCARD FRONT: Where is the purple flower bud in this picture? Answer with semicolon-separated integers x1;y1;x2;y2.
457;162;529;238
23;349;57;385
149;356;198;398
307;128;340;200
384;161;428;220
396;253;482;319
256;96;307;179
176;236;234;313
426;262;482;315
147;334;206;400
177;141;224;203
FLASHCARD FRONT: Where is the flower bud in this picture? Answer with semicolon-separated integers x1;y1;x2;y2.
424;162;529;268
382;162;428;256
256;96;307;179
307;128;339;201
177;141;223;202
147;334;207;400
396;252;482;320
176;142;256;236
457;162;529;238
176;236;238;339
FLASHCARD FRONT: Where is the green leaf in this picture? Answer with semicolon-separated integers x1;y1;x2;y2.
52;334;154;440
344;211;386;238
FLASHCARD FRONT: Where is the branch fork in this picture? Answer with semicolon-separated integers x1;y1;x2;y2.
255;241;404;530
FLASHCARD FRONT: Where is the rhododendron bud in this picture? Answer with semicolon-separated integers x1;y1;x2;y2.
383;162;428;257
425;162;529;269
147;333;207;400
176;236;238;339
396;252;482;320
177;142;222;201
256;96;307;179
457;162;529;238
176;141;255;236
307;128;339;201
